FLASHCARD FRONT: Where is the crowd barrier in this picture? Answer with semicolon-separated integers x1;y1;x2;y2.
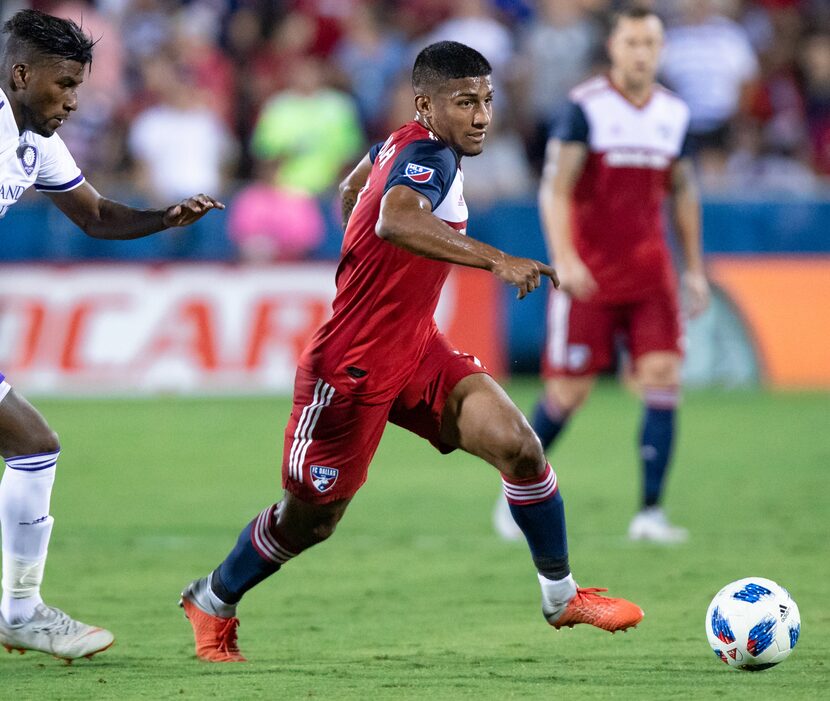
1;196;828;391
0;264;503;395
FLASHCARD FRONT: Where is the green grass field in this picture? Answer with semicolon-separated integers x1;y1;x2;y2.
1;380;827;700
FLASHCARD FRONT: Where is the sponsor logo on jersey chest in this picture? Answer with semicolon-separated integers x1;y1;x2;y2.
604;149;669;169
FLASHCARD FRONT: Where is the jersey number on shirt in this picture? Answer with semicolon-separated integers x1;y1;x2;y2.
376;140;397;169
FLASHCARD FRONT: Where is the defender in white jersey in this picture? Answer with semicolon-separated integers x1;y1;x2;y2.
0;10;224;661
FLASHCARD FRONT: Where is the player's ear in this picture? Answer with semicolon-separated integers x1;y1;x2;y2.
11;63;29;90
415;94;432;120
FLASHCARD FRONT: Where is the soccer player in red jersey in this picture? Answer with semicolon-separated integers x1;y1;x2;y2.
181;41;643;662
493;7;710;544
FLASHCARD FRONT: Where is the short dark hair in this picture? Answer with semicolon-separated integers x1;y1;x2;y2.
610;4;661;32
3;9;95;65
412;41;491;93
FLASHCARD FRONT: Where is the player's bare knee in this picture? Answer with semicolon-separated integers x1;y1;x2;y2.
496;424;545;481
638;359;680;388
0;424;60;458
546;378;593;412
34;427;61;455
18;422;60;456
0;391;61;456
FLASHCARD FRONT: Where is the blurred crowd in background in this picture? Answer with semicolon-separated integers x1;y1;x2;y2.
4;0;830;261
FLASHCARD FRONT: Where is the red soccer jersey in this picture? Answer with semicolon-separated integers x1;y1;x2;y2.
299;121;469;403
555;76;691;302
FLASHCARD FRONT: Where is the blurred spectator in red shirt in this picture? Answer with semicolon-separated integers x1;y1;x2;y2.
745;4;807;158
45;0;128;181
800;33;830;175
173;4;236;130
291;0;360;57
390;0;451;40
246;11;316;128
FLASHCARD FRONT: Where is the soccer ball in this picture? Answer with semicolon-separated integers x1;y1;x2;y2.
705;577;800;671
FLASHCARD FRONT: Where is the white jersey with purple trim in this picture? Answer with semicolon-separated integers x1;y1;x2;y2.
0;87;84;219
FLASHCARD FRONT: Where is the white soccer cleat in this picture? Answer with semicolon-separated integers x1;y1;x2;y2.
628;506;688;544
0;604;114;661
492;494;524;542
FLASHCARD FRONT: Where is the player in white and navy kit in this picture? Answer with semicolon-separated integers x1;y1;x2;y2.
0;10;224;661
492;7;710;545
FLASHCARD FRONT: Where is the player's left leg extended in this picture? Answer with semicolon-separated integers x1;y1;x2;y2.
181;369;389;661
439;373;643;633
180;493;352;662
628;350;688;543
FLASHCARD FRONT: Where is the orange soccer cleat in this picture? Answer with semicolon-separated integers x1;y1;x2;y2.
179;593;246;662
546;587;644;633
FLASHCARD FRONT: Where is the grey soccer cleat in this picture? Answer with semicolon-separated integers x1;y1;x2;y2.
0;604;114;662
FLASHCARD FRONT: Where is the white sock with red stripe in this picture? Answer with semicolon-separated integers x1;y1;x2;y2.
502;463;571;581
0;451;59;624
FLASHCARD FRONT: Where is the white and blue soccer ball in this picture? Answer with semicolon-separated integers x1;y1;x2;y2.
705;577;801;671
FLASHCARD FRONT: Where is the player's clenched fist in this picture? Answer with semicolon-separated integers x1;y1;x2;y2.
163;194;226;227
682;270;710;319
491;255;559;299
556;255;598;301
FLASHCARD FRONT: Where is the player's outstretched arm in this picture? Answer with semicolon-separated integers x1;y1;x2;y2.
339;152;373;229
44;182;225;240
377;184;558;299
